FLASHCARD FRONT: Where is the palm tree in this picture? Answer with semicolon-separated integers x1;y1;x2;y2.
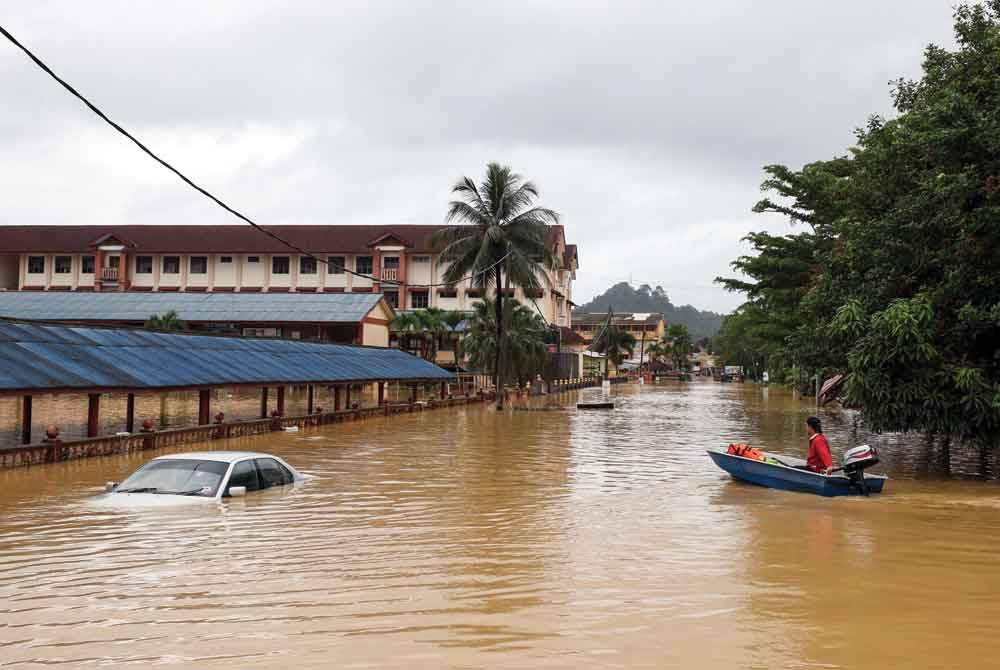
645;340;666;369
665;323;694;371
391;310;425;356
390;308;448;361
440;309;466;367
432;163;560;407
144;310;185;331
593;324;637;378
462;298;548;389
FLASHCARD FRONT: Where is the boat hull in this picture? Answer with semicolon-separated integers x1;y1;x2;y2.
707;449;886;497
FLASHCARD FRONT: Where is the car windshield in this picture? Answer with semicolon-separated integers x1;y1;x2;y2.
116;459;229;497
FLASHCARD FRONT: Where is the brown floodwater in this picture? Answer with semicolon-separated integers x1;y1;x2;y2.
1;381;999;669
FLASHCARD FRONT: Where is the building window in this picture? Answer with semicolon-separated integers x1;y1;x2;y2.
190;256;208;274
27;256;45;274
220;256;233;263
356;256;373;275
327;256;345;274
272;256;290;274
383;256;400;269
54;256;72;274
300;256;317;275
247;256;260;263
384;290;399;308
410;291;429;309
81;255;95;274
136;256;153;274
411;255;430;264
162;256;180;274
242;327;280;338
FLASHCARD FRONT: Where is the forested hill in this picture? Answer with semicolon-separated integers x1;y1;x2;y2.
572;283;724;338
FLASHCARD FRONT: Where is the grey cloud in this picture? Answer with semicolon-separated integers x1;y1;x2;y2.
1;0;958;311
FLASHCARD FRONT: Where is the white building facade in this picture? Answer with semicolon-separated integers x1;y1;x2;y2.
0;225;579;327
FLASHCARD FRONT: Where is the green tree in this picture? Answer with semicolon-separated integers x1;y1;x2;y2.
462;298;548;387
440;309;466;367
664;323;694;371
720;1;1000;452
432;163;559;407
390;308;447;361
645;340;667;367
592;324;636;377
144;310;185;331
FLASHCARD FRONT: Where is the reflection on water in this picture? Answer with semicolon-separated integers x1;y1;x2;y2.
0;382;998;668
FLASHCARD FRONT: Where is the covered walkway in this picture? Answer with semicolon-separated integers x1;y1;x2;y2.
0;319;453;446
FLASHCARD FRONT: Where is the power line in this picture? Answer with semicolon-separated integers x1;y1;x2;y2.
0;23;510;290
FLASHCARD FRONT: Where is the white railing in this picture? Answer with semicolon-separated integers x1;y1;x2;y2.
101;267;119;281
380;267;398;281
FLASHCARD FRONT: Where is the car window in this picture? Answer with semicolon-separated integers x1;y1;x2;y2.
255;458;294;488
226;459;260;495
117;459;228;497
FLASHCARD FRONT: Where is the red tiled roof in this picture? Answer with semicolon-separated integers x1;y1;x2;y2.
0;224;569;255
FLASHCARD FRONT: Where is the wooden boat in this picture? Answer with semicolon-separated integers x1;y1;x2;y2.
706;448;887;497
577;401;615;410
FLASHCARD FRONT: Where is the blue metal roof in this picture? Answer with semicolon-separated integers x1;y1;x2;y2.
0;291;385;323
0;320;451;393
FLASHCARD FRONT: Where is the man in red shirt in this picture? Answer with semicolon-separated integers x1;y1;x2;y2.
806;416;833;474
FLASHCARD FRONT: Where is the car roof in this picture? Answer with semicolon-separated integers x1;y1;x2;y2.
151;451;276;464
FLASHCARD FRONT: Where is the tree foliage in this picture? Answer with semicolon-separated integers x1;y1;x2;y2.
664;323;694;371
592;323;636;374
462;298;548;386
432;162;559;406
144;310;185;331
391;308;454;361
718;1;1000;442
573;282;723;338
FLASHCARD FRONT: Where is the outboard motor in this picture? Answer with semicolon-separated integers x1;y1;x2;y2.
841;444;879;495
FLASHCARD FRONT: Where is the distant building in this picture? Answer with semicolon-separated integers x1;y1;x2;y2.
570;312;667;363
0;291;394;346
0;225;579;328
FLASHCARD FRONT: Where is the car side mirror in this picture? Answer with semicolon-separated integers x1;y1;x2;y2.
228;486;247;497
105;481;117;492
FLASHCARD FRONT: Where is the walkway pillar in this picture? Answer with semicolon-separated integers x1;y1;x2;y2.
344;384;351;409
440;382;447;399
307;384;314;414
260;387;268;418
21;395;32;445
198;389;210;425
87;393;100;438
334;385;342;411
377;381;385;406
126;393;135;433
276;386;285;416
410;384;417;404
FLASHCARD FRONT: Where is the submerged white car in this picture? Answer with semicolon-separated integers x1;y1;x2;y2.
97;451;308;504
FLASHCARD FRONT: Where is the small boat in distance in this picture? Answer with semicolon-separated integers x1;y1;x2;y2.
577;401;615;410
707;447;887;497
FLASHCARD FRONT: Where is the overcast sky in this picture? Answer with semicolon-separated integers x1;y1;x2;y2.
1;1;959;311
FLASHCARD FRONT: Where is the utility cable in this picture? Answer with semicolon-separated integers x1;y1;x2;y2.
0;24;511;290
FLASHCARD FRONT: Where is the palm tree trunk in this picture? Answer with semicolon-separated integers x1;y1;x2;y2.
495;265;504;409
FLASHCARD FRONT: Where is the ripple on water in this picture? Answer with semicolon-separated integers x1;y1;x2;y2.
0;383;999;669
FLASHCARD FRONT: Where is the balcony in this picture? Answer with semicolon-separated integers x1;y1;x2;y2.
100;267;119;282
380;267;398;282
